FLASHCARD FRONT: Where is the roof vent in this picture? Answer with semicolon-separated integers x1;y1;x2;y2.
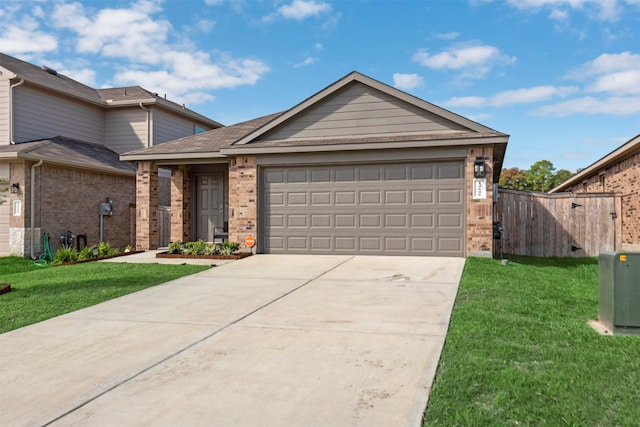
41;65;58;76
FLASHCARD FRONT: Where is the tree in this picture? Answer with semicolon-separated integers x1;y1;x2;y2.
524;160;557;192
499;161;577;192
499;167;528;189
551;169;574;189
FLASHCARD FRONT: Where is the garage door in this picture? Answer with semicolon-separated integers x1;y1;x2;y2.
262;161;465;256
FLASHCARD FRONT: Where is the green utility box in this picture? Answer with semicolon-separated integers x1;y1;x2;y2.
598;252;640;335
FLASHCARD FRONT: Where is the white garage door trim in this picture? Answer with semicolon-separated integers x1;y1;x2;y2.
261;161;465;256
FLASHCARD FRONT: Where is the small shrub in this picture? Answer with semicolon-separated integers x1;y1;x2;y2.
168;241;183;254
218;241;240;256
96;241;119;257
77;246;96;261
53;245;78;265
183;240;214;255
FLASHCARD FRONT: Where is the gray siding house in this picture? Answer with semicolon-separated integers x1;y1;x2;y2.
123;72;509;257
0;52;221;256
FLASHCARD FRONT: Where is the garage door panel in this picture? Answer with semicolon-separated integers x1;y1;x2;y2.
262;161;464;256
311;192;331;205
360;191;381;204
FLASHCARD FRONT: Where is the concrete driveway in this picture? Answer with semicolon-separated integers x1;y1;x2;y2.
0;255;464;427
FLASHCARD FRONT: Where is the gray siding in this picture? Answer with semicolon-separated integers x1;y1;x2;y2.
0;79;9;145
13;85;103;143
104;108;148;154
259;82;470;142
153;108;195;144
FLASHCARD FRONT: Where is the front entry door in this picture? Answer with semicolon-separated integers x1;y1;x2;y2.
196;174;225;241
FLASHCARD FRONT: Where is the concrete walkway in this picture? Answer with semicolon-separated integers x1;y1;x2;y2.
0;254;464;427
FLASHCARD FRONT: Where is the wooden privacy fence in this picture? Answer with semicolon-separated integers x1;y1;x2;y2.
495;189;621;257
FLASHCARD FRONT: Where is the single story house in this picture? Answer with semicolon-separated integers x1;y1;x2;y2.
122;72;509;257
550;133;639;252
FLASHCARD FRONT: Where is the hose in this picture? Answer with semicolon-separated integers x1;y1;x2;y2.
34;232;54;266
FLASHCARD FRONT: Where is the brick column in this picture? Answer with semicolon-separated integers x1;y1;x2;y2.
466;146;494;257
170;165;191;243
228;155;257;250
136;161;159;251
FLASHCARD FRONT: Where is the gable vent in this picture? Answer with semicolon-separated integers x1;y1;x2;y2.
40;65;58;76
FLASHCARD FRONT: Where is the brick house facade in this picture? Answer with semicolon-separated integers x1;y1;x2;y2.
125;72;508;257
550;134;639;251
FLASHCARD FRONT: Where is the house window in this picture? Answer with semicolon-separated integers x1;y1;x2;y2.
599;173;606;192
195;125;207;134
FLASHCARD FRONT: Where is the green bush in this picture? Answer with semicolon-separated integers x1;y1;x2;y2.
77;246;96;261
168;241;183;254
183;240;214;255
218;241;240;256
96;241;120;257
53;245;78;265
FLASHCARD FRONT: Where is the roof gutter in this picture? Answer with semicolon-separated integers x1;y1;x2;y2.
9;77;25;144
30;159;44;259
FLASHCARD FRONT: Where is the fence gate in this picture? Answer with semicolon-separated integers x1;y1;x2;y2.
496;189;621;257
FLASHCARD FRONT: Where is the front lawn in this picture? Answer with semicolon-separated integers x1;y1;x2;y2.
424;256;640;426
0;257;210;334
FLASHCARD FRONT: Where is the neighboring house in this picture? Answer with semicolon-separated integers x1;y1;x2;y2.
550;134;640;251
0;53;221;257
122;72;509;257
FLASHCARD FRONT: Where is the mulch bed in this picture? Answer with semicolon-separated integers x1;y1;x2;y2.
52;251;145;267
0;283;11;295
156;252;252;260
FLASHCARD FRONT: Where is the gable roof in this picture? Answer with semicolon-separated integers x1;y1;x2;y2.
550;133;640;193
0;136;136;175
121;71;509;176
232;71;505;147
0;52;221;128
120;113;282;162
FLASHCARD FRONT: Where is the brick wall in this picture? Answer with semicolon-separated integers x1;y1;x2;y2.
466;146;494;257
170;164;192;243
228;155;257;250
565;150;639;248
12;161;135;254
136;161;159;250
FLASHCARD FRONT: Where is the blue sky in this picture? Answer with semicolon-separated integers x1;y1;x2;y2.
1;0;639;172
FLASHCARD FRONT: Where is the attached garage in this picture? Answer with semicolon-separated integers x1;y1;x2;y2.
126;71;509;257
262;160;465;256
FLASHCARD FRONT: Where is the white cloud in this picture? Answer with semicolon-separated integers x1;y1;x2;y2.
52;0;170;64
568;52;640;95
588;70;640;95
534;96;640;115
443;96;487;108
294;57;318;68
443;85;578;108
196;19;216;33
204;0;224;5
0;15;57;55
435;31;460;40
412;42;516;79
505;0;621;21
392;73;424;91
549;8;569;21
278;0;332;20
44;0;269;105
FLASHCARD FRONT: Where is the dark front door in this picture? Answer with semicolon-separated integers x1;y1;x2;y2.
196;173;225;241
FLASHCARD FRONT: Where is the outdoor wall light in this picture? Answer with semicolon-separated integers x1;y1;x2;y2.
474;158;486;178
10;183;20;194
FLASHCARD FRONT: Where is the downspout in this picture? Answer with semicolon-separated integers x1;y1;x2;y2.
9;78;25;144
139;103;153;147
30;159;44;259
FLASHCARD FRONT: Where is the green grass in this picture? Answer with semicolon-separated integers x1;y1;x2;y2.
0;257;210;334
424;256;640;426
